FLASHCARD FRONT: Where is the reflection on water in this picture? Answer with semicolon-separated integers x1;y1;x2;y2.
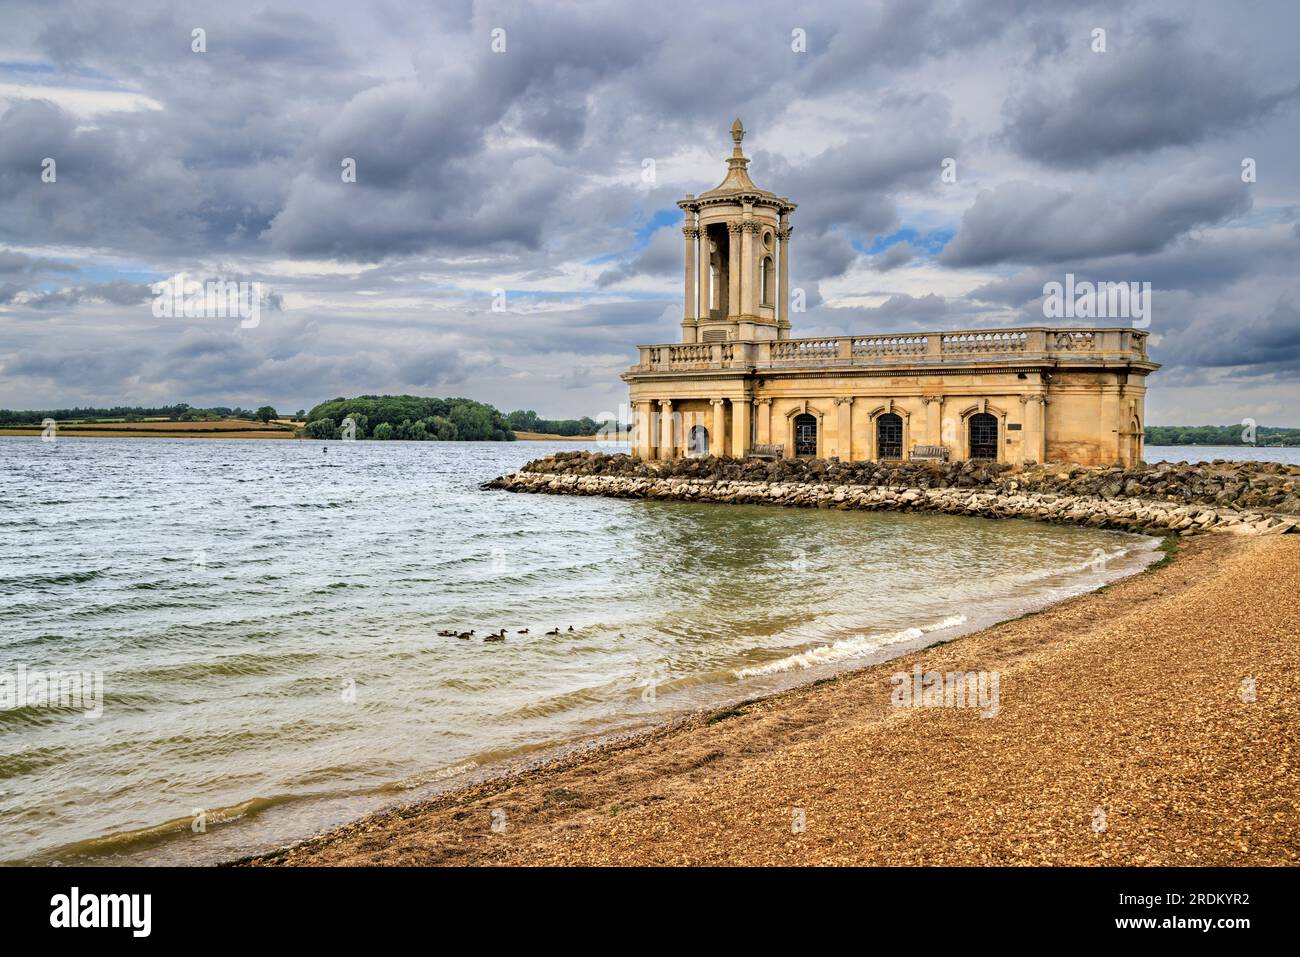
0;437;1156;865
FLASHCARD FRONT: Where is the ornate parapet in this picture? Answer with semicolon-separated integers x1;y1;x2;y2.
628;327;1155;375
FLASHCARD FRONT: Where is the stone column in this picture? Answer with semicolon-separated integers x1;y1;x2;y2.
777;219;791;338
726;223;741;320
658;399;674;460
634;400;654;460
739;214;755;317
710;399;727;457
836;397;854;460
731;397;751;458
697;228;711;321
925;396;943;447
681;220;697;343
1100;385;1121;465
756;398;772;445
1025;395;1047;464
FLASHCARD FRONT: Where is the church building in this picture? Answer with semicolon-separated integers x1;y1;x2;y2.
623;119;1159;467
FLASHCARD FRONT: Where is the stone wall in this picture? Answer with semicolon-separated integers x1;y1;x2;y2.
486;451;1300;536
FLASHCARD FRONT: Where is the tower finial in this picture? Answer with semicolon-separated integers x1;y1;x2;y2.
731;117;745;154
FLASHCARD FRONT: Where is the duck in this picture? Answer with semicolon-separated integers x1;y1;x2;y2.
484;630;506;642
457;630;474;640
567;625;575;632
517;628;529;634
545;628;560;636
437;629;457;637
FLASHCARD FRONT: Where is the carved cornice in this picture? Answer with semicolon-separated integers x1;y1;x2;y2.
688;193;797;213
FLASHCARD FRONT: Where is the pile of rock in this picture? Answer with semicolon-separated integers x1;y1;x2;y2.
488;451;1300;536
518;450;1300;515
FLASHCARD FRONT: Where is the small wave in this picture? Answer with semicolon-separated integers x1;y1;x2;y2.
0;569;103;589
734;614;968;679
34;795;290;863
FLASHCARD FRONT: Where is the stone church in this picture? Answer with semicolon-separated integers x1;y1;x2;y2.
623;119;1158;467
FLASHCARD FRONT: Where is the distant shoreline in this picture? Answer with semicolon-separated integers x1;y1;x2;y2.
1;425;1290;448
0;427;604;441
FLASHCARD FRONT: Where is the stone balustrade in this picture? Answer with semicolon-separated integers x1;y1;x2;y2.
635;326;1148;373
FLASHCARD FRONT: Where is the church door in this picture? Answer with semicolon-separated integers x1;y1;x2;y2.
687;424;709;456
876;413;903;460
793;413;817;457
969;413;999;460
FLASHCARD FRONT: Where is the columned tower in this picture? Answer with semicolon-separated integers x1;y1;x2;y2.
677;119;796;344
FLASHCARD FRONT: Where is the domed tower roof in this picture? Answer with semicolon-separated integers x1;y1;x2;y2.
690;118;796;211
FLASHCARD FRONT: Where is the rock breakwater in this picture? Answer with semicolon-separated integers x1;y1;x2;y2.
487;452;1300;537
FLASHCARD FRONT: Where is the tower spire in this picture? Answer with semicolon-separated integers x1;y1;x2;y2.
717;118;755;191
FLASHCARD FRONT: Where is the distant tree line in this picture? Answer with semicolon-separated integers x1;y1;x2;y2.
304;395;516;441
503;409;613;436
0;403;295;424
1146;425;1300;446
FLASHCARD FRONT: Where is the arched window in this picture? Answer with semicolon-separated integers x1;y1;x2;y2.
969;413;998;460
876;413;903;459
761;256;774;306
793;413;817;457
687;424;710;457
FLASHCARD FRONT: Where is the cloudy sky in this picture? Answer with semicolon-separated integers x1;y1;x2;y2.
0;0;1297;423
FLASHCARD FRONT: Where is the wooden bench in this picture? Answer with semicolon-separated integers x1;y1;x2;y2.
748;444;784;460
911;444;949;462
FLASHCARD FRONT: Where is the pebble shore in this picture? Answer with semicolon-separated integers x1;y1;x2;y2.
487;469;1299;537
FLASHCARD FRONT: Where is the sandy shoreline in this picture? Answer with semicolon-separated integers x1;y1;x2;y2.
240;531;1298;866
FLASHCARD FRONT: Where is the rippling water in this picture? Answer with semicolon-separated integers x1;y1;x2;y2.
0;437;1160;865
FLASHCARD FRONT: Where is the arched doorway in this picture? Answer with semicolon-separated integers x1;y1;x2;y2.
969;412;999;460
687;424;709;457
876;413;903;460
793;413;817;457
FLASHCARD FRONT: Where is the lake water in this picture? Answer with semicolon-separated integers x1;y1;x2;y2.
1145;445;1300;465
0;437;1162;865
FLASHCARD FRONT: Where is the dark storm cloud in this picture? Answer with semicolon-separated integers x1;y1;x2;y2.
869;243;920;271
396;348;505;388
798;0;1118;91
1003;22;1300;169
595;225;680;288
971;229;1300;307
0;248;77;274
1161;297;1300;379
940;174;1251;267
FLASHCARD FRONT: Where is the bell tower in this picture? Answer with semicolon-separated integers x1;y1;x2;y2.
677;119;796;344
